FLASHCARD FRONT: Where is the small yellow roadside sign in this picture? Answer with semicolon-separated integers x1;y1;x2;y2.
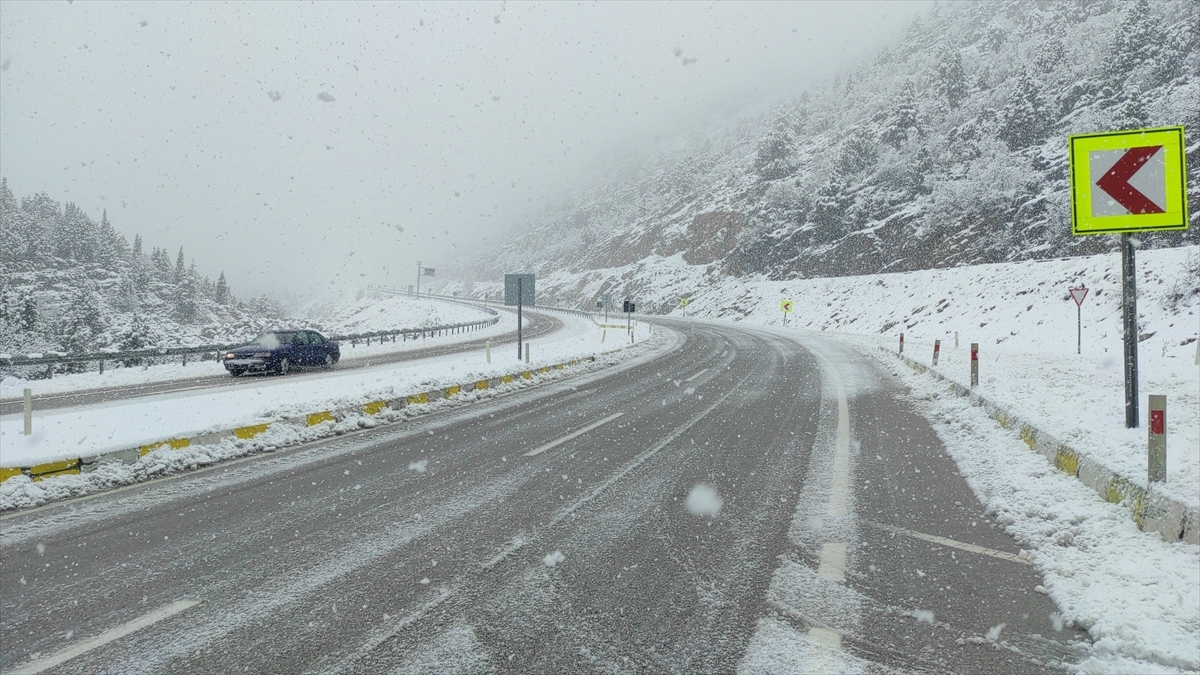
780;299;794;313
1069;126;1188;235
679;297;690;307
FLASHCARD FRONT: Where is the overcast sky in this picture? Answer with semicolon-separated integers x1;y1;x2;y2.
0;1;930;299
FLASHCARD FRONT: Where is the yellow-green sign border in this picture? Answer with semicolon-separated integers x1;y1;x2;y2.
1068;125;1188;236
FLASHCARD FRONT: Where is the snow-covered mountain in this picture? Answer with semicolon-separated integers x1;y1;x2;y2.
471;0;1199;311
0;179;283;368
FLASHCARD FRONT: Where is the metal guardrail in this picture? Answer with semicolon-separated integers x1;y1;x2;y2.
0;306;501;376
398;288;597;320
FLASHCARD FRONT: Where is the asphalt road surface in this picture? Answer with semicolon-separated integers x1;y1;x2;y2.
0;310;560;416
0;319;1088;674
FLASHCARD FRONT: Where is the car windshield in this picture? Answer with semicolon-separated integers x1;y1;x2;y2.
250;332;294;348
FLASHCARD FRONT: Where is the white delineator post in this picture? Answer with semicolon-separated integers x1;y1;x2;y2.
899;333;904;354
486;340;492;364
1148;395;1166;483
524;343;530;364
23;388;32;435
955;331;959;349
932;339;941;366
1069;286;1089;356
970;343;979;388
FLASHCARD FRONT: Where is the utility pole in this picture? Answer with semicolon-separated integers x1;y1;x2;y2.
416;260;421;299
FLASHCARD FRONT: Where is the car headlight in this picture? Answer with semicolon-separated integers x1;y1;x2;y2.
225;353;236;359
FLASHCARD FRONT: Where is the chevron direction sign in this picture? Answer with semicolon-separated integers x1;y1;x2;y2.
1069;126;1188;235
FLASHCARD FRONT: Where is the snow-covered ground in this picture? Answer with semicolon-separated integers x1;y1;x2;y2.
0;296;507;400
0;308;651;471
0;309;652;468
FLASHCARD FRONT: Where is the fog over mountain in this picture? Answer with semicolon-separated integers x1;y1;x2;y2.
0;1;928;300
470;0;1199;311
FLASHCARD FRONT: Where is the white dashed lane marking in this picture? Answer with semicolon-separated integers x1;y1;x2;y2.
7;600;200;675
523;413;624;457
865;521;1029;564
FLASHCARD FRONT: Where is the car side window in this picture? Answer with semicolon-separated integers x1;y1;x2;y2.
308;332;324;345
293;332;309;346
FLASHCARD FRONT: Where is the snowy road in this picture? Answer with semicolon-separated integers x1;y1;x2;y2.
0;319;1086;674
0;310;560;416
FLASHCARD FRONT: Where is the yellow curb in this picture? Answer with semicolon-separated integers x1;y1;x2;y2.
140;437;191;456
521;371;532;380
364;401;388;416
233;424;269;440
444;385;461;398
1019;424;1037;449
1054;448;1079;476
475;379;489;390
29;458;82;480
0;467;24;482
500;375;512;384
307;411;335;426
407;392;429;405
554;363;564;370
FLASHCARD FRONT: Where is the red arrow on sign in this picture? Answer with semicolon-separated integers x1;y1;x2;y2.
1095;145;1165;215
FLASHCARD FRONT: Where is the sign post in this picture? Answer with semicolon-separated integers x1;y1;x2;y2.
779;299;793;326
623;300;635;343
1069;125;1188;429
680;297;690;317
517;277;523;360
1069;286;1089;355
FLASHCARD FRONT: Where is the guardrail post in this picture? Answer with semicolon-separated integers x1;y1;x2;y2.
182;352;188;367
1148;395;1166;483
46;364;53;379
970;343;979;387
99;359;104;374
24;388;32;435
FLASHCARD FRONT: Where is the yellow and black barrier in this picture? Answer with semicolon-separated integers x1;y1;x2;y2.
1;356;600;490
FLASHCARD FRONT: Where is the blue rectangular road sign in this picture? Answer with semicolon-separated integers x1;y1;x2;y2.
504;274;535;306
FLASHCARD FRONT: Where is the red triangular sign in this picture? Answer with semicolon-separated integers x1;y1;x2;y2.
1069;287;1089;306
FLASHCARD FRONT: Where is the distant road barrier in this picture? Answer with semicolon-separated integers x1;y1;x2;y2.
365;286;598;321
0;305;500;379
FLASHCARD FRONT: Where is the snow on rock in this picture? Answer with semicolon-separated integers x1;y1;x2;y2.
542;550;565;567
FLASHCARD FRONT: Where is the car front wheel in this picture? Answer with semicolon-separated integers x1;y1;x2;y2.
277;356;291;375
323;353;334;369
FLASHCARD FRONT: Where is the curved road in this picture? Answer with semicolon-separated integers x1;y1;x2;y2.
0;309;561;416
0;319;1087;673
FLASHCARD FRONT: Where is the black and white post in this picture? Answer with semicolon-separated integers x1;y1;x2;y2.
517;276;523;361
416;260;422;299
1121;234;1139;428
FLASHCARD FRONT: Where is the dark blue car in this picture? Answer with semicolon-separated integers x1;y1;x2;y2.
222;330;340;376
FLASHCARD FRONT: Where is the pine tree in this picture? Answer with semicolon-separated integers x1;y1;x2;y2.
934;45;968;108
59;283;105;356
215;271;230;304
998;72;1048;150
132;234;143;258
19;295;38;332
754;128;795;180
174;247;186;284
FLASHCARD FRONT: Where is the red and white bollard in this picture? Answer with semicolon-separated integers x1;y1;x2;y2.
899;333;905;354
970;343;979;387
1148;394;1166;483
933;339;941;366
